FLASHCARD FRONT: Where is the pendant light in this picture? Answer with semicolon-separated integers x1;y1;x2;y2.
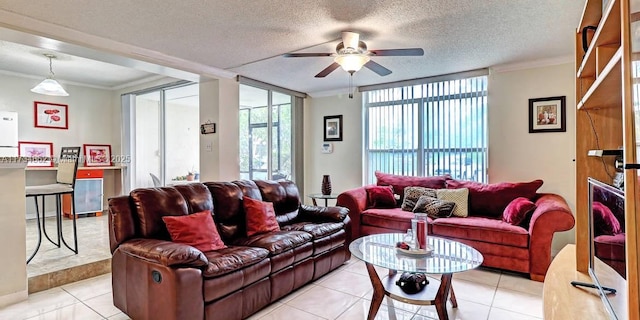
31;54;69;96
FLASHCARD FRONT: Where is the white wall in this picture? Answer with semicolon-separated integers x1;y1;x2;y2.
304;63;577;252
0;74;115;157
199;78;240;182
303;92;363;205
488;62;576;252
0;73;115;216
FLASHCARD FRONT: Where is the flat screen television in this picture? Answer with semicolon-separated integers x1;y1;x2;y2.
587;177;627;320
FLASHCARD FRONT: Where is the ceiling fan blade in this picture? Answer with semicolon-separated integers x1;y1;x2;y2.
315;62;340;78
342;31;360;50
364;60;392;76
283;53;333;57
369;48;424;56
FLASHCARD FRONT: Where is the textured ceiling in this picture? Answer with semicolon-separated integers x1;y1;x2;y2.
0;0;585;94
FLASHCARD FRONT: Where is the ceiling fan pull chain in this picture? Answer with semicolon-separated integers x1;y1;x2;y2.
349;73;353;99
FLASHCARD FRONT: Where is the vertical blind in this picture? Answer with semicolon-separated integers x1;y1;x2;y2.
363;74;488;184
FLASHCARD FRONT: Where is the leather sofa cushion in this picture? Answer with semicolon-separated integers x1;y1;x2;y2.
432;217;529;248
130;187;189;239
203;246;269;278
233;231;312;255
280;222;344;239
362;208;432;232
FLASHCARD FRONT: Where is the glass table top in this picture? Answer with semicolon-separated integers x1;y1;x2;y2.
349;233;483;274
307;194;338;199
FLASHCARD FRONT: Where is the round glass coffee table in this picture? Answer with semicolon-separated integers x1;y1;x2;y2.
349;233;483;320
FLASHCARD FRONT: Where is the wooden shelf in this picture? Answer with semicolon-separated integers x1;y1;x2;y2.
578;0;603;31
577;0;620;79
577;47;622;110
543;245;627;319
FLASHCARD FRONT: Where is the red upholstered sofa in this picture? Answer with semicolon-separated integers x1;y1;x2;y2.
109;180;349;320
337;172;575;281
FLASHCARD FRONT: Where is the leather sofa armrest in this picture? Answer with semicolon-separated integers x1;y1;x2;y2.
528;193;575;281
299;204;349;222
336;186;369;242
118;238;209;268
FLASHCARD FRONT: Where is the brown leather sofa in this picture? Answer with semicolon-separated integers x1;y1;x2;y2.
108;180;350;320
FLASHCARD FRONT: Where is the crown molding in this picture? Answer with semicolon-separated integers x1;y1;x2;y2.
491;55;573;73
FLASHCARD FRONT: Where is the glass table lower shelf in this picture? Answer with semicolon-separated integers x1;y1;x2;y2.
349;233;483;320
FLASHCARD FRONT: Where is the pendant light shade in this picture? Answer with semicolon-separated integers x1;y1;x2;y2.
31;54;69;96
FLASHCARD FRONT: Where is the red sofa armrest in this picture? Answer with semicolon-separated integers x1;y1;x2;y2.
337;186;370;243
118;238;209;268
528;193;575;281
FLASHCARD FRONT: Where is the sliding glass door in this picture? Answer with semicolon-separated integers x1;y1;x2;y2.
239;84;292;180
123;82;199;190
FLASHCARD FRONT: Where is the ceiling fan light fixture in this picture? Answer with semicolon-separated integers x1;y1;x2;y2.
334;54;370;73
31;54;69;97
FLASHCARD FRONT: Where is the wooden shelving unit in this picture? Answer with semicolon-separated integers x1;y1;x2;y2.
544;0;640;319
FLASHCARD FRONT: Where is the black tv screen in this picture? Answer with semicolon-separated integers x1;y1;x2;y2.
588;177;626;319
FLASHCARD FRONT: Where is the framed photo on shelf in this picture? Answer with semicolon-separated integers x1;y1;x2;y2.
34;101;68;129
83;144;112;167
324;115;343;142
528;96;566;133
18;141;53;167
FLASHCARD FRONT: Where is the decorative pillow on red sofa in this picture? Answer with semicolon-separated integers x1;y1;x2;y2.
502;197;536;226
244;197;281;236
375;171;450;201
592;201;622;236
365;185;396;208
446;179;543;217
162;210;227;252
401;186;437;211
413;196;456;218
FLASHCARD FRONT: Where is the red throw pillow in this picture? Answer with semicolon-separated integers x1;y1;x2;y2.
244;197;281;236
365;185;396;208
162;210;226;252
592;202;622;236
375;171;450;201
502;197;536;226
446;179;543;217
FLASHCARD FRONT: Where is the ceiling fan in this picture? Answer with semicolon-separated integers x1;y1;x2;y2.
283;31;424;78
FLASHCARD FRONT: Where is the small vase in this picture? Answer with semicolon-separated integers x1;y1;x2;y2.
321;175;332;195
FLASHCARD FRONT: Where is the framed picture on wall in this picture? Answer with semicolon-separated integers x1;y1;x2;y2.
34;101;68;129
324;115;343;141
18;141;53;167
528;96;566;133
83;144;112;167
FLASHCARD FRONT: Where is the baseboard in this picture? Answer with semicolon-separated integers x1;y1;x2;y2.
0;289;28;308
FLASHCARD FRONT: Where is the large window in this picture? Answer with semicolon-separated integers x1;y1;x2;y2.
363;73;488;184
239;84;292;180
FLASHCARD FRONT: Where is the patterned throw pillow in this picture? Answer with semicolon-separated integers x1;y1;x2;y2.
412;196;456;219
401;186;437;211
436;188;469;217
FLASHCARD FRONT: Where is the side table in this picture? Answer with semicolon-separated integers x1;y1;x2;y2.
307;193;338;206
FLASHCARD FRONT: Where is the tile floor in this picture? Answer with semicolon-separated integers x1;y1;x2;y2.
2;259;544;320
26;215;111;277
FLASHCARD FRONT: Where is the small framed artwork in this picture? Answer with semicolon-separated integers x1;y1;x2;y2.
83;144;112;167
528;96;566;133
34;101;68;129
324;115;343;142
18;141;53;167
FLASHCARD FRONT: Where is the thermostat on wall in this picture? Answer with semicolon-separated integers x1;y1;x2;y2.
321;143;333;154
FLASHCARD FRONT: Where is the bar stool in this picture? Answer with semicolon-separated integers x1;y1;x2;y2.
26;147;81;264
